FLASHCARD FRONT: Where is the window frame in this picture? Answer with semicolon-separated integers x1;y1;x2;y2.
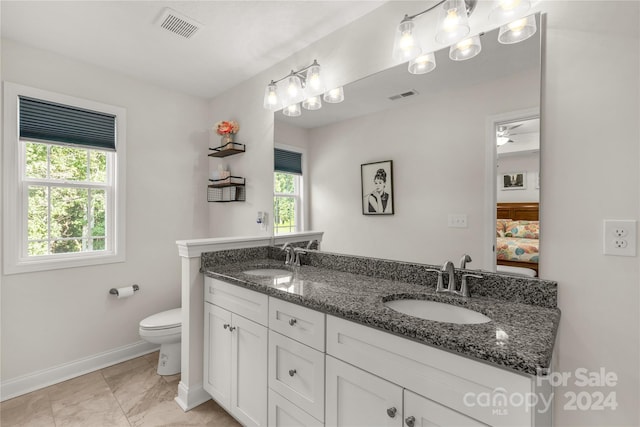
3;82;126;274
273;144;306;235
274;172;302;235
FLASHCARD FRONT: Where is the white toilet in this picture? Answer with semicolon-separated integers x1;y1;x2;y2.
139;308;182;376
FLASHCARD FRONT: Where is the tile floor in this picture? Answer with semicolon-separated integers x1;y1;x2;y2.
0;351;241;426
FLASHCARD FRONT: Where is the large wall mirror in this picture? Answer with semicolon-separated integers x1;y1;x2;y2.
274;14;542;275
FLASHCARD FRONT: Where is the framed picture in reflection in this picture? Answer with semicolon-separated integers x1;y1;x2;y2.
500;172;526;190
361;160;394;215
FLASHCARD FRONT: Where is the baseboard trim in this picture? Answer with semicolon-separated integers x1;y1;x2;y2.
175;381;211;411
0;340;159;401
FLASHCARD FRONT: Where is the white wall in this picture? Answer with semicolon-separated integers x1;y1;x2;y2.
306;68;538;265
541;2;639;426
208;1;640;425
1;40;210;382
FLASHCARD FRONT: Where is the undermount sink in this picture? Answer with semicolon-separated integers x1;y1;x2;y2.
243;268;292;278
384;299;491;324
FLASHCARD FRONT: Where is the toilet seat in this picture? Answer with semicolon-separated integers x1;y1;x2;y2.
139;308;181;330
139;325;181;338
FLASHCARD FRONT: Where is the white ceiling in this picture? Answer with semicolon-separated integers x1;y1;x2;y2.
1;1;385;99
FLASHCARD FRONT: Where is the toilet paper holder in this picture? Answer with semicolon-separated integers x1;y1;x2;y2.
109;284;140;296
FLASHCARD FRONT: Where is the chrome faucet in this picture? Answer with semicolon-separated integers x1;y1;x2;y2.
305;239;317;250
459;254;472;269
281;243;294;266
293;247;307;267
427;260;482;297
441;261;456;293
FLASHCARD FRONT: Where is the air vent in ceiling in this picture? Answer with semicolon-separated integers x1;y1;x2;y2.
156;8;203;39
388;89;419;101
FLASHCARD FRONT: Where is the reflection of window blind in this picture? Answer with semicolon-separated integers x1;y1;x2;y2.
19;96;117;151
274;148;302;175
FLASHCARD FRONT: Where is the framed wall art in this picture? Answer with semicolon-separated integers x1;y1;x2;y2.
500;172;526;190
361;160;394;215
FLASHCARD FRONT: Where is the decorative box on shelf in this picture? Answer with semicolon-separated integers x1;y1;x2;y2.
207;176;246;202
208;142;246;158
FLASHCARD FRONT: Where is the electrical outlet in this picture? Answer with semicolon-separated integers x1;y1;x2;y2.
448;214;468;228
603;220;636;256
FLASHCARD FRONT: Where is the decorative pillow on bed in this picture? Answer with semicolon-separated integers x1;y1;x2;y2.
496;219;512;237
505;220;539;239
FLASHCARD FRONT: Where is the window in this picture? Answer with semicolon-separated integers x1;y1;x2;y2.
274;148;303;235
3;83;126;274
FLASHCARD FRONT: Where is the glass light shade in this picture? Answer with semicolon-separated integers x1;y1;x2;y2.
283;103;301;117
489;0;531;24
498;15;536;44
302;96;322;111
435;0;470;45
323;87;344;103
392;19;421;62
408;52;436;75
263;82;280;111
284;74;303;104
496;136;510;146
449;35;482;61
305;63;325;95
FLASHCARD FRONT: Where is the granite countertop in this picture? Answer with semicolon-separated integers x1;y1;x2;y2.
204;256;560;377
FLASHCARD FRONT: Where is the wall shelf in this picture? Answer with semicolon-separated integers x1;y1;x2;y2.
208;176;245;202
208;142;245;157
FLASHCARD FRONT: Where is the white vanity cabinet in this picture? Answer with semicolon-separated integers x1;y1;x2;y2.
203;276;553;427
326;355;403;427
326;356;485;427
326;315;552;427
203;277;268;427
268;297;326;426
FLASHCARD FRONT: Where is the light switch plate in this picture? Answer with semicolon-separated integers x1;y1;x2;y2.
448;214;468;228
603;220;637;256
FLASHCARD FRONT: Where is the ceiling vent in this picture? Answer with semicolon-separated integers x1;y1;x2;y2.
156;8;203;39
388;90;419;101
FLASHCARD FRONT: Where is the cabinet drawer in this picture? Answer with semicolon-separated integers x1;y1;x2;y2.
405;389;485;427
205;277;268;326
269;330;325;421
269;297;325;351
326;315;533;427
268;389;323;427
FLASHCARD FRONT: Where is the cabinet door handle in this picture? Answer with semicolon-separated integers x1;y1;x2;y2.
288;369;297;377
228;326;236;332
223;323;230;329
288;318;297;326
405;416;415;427
387;407;397;418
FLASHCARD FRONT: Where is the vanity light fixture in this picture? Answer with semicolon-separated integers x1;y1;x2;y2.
498;14;537;44
302;95;322;111
408;52;437;75
489;0;532;24
283;103;302;117
262;59;344;116
391;0;477;64
323;86;344;103
393;0;535;73
434;0;472;45
449;35;482;61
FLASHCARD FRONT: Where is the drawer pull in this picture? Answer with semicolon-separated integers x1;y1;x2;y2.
288;318;297;326
405;416;415;427
288;369;297;377
387;407;397;418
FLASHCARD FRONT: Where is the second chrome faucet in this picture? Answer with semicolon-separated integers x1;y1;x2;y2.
427;259;482;298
